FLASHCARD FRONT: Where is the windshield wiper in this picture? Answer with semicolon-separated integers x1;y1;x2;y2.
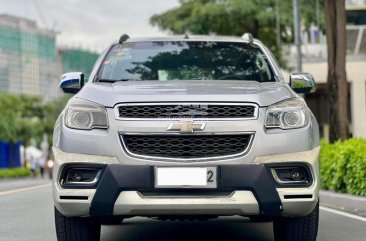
97;79;118;83
96;79;141;83
119;78;143;81
98;78;142;82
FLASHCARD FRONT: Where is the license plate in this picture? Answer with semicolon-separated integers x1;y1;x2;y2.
155;167;217;188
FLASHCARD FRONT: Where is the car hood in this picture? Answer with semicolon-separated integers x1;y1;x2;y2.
76;80;297;107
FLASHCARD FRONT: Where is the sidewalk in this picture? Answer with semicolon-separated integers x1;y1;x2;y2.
320;190;366;217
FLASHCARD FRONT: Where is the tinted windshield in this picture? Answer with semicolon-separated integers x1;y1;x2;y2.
98;41;275;82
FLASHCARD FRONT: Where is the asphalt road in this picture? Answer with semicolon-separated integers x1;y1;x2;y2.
0;178;365;241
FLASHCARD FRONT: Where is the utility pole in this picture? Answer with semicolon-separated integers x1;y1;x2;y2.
293;0;302;72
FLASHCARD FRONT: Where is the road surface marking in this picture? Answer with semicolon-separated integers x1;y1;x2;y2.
320;206;366;222
0;183;51;196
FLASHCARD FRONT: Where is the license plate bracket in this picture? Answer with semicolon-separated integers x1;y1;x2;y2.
155;167;217;188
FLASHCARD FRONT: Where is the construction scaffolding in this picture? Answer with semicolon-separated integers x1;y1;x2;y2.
0;14;100;101
60;49;99;81
0;14;60;101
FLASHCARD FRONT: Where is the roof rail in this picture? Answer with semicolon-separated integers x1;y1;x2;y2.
241;33;253;43
119;34;130;44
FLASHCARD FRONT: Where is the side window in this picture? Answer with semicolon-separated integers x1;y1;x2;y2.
255;52;272;81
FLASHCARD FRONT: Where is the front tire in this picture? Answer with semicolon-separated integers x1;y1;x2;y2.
55;207;101;241
273;202;319;241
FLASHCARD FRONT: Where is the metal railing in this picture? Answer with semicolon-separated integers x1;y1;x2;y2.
347;25;366;56
284;25;366;62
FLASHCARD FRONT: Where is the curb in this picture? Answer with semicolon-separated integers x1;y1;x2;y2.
320;190;366;217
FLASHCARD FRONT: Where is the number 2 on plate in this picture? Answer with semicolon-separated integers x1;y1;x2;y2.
207;170;214;183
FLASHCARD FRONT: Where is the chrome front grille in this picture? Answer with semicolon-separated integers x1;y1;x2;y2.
117;104;256;119
121;134;252;160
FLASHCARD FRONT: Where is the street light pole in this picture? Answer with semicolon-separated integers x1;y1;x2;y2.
293;0;302;72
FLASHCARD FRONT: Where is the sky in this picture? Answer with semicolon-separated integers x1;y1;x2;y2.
0;0;180;52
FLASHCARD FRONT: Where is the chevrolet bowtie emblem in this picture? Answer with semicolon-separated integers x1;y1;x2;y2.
167;121;206;134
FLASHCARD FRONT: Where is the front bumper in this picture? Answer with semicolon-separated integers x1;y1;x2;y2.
53;147;319;218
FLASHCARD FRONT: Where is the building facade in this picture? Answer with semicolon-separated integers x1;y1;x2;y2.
0;15;100;101
0;14;61;101
347;0;366;25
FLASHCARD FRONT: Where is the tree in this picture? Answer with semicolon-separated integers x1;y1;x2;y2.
0;92;69;146
0;93;45;167
324;0;349;142
150;0;324;67
0;93;44;144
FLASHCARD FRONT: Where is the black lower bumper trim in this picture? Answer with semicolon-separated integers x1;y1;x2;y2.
89;164;282;217
90;165;152;216
219;165;282;216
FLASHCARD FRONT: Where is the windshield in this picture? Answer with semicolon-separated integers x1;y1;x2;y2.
97;41;275;82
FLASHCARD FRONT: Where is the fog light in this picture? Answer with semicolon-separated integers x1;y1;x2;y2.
69;169;83;181
290;168;303;181
270;165;311;186
62;167;102;187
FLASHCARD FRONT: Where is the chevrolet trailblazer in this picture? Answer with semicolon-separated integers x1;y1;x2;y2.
53;33;320;241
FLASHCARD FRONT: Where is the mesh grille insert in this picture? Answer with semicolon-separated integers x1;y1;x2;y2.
118;105;255;118
122;134;251;159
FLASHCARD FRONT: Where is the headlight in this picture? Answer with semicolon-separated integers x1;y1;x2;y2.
65;98;108;130
265;98;309;129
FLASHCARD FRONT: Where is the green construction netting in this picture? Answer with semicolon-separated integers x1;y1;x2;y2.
61;50;99;80
0;26;56;60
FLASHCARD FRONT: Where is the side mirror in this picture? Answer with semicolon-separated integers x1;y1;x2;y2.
60;72;84;94
289;73;316;94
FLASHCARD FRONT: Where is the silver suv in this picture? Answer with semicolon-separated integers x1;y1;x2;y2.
53;34;320;241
